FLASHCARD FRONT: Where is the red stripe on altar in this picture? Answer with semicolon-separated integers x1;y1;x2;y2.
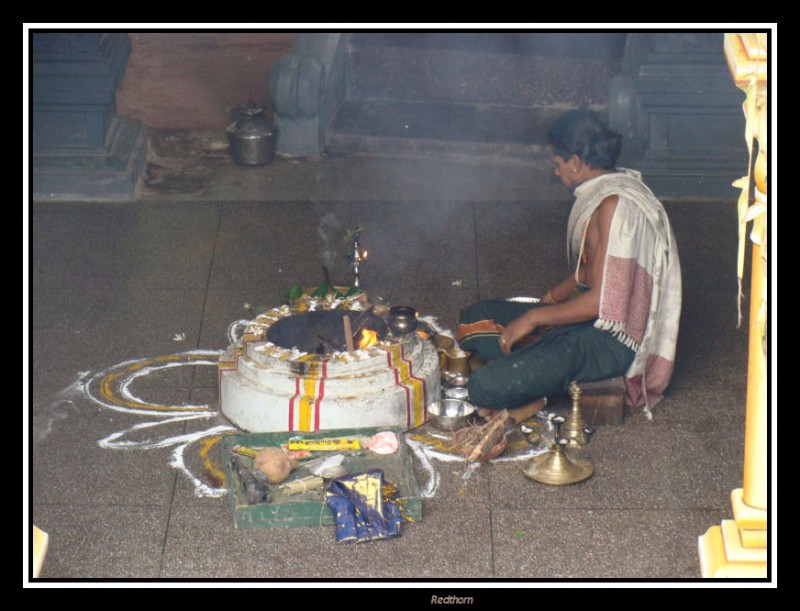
401;344;428;421
313;360;327;431
388;351;413;427
288;376;301;430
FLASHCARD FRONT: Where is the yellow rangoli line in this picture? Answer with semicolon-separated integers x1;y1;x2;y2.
199;435;226;486
98;353;216;412
408;432;461;455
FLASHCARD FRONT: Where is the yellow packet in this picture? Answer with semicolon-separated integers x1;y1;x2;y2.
287;437;361;452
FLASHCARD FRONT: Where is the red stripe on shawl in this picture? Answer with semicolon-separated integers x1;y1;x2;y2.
624;354;675;409
601;254;653;345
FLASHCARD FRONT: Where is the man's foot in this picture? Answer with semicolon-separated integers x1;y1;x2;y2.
477;398;548;425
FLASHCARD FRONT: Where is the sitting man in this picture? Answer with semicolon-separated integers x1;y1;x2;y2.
457;109;682;423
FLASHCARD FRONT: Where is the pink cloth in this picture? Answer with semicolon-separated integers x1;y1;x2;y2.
569;169;682;416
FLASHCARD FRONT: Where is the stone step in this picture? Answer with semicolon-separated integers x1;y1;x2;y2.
325;33;625;162
325;99;560;163
345;33;624;107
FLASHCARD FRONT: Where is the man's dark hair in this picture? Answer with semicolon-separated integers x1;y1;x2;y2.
546;109;622;170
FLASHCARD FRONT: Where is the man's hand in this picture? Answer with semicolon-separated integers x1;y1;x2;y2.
498;310;538;355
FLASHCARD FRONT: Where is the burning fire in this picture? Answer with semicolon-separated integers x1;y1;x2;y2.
358;328;379;349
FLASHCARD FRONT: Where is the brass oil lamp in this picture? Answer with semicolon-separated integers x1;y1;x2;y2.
522;414;594;485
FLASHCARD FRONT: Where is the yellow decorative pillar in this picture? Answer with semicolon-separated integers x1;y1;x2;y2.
32;525;48;578
698;33;770;578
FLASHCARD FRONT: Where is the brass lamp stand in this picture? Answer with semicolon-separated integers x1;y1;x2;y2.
522;414;594;485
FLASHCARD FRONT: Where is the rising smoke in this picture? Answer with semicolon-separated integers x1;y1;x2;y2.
317;212;342;270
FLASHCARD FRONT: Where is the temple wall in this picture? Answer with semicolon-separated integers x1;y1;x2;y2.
116;33;298;129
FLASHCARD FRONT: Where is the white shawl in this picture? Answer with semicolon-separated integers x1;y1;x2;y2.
568;169;682;417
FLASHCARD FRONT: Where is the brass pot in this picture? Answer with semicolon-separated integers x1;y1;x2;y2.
388;306;418;336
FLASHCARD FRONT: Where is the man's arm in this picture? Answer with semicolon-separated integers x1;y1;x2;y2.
500;195;619;354
541;274;578;305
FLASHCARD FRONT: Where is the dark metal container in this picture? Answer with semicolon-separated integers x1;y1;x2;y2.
227;104;276;166
388;306;418;336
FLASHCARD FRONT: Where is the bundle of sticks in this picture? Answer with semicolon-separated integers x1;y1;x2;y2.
451;409;515;462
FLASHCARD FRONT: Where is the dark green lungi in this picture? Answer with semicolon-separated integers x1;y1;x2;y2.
458;299;635;409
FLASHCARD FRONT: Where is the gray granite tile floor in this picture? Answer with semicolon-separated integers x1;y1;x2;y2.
27;149;774;590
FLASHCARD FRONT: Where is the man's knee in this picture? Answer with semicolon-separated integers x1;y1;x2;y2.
466;367;503;408
467;365;529;409
458;299;496;324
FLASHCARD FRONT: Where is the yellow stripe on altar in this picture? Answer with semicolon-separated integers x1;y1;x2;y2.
298;361;322;431
387;345;425;427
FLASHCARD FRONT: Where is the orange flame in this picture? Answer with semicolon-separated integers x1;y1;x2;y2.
358;328;379;349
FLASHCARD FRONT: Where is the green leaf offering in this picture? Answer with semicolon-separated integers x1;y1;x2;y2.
343;223;365;243
311;280;330;298
285;283;303;302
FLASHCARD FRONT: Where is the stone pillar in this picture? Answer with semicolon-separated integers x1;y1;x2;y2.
268;33;347;157
697;32;769;579
31;32;147;201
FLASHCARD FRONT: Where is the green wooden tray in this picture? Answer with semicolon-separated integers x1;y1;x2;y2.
221;426;422;529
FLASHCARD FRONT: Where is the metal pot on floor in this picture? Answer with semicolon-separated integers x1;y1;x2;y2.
227;103;277;166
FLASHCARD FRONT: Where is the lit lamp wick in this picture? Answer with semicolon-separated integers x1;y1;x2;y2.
348;229;367;288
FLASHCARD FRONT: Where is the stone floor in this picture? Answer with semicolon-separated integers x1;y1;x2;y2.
26;131;775;590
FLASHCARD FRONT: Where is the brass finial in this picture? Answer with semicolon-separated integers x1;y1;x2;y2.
562;381;593;446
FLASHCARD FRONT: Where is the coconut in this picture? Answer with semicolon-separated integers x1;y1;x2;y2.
253;447;299;483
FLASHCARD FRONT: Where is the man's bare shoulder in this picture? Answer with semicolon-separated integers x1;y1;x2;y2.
587;195;619;237
598;194;619;213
